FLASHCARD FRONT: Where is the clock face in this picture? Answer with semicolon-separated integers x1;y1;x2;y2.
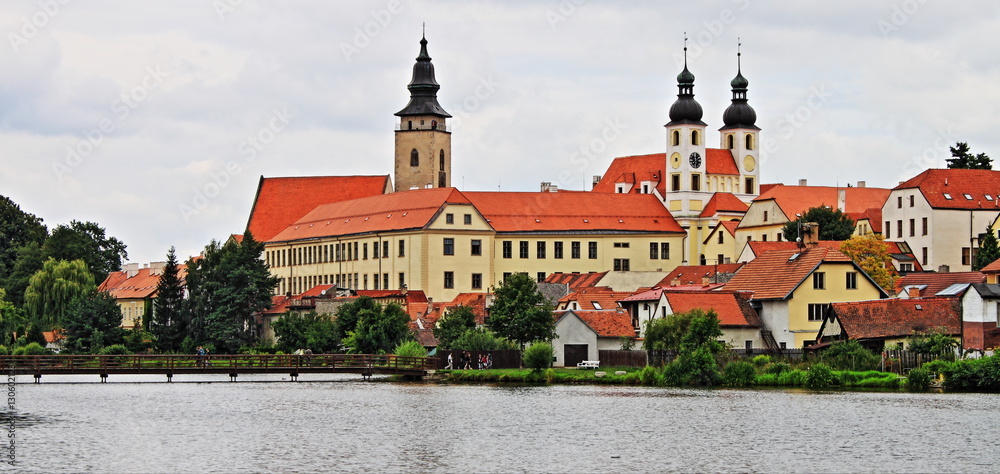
689;152;702;168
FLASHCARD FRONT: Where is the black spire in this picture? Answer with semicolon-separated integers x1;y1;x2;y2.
666;34;706;127
396;32;451;118
721;40;758;130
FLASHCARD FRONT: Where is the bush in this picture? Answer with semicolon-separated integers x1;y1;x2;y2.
522;342;553;371
807;363;837;389
941;354;1000;392
763;361;792;375
638;365;663;386
0;346;8;356
100;344;129;355
723;361;757;387
11;347;26;356
751;355;772;367
906;367;932;391
819;340;880;371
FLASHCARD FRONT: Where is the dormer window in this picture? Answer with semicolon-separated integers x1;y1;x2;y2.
986;195;994;201
964;194;973;200
943;193;952;200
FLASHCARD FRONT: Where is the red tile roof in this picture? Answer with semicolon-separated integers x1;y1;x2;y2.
246;175;390;242
981;258;1000;274
725;247;859;300
705;149;740;175
300;284;336;298
591;154;666;196
699;193;749;218
895;169;1000;210
557;309;635;337
663;291;762;327
99;267;185;300
269;187;468;242
263;295;291;315
559;287;631;311
463;191;685;233
895;271;985;297
828;298;960;340
751;184;891;222
854;207;883;233
543;272;608;292
656;263;744;287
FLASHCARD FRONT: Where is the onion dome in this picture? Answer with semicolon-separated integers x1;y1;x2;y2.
666;43;706;127
396;34;451;118
721;46;759;130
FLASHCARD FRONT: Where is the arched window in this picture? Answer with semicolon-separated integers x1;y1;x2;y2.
691;130;700;146
727;134;734;149
439;150;445;169
745;134;754;150
671;130;680;146
410;149;419;167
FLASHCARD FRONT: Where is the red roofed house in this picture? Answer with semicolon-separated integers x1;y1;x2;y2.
655;263;744;287
99;262;185;330
895;271;984;299
983;258;1000;284
883;168;1000;272
552;309;635;367
556;286;632;312
724;246;888;348
816;298;961;352
738;240;922;275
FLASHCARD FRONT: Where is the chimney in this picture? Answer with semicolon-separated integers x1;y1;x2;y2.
837;188;846;212
702;276;711;287
798;179;808;186
802;222;820;248
592;175;601;189
149;261;166;276
857;181;866;188
671;277;681;287
908;286;921;298
540;182;558;192
938;265;950;273
124;263;140;279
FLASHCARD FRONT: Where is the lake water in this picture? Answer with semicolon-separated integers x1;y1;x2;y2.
7;373;1000;472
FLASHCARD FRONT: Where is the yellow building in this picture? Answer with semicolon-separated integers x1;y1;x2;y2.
98;262;170;329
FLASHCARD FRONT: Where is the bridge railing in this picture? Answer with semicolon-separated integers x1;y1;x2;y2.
0;354;438;373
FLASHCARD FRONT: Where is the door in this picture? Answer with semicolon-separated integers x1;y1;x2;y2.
564;344;588;368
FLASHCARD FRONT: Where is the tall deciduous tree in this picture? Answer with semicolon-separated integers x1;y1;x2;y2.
62;291;125;353
486;273;555;348
975;226;1000;271
782;206;856;242
0;195;47;282
341;303;414;354
839;234;896;292
2;242;45;307
272;311;339;353
24;259;96;331
43;220;128;283
947;142;992;170
151;247;186;352
0;289;25;346
433;305;476;350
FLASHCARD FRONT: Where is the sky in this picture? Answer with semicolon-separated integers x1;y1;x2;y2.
2;0;999;266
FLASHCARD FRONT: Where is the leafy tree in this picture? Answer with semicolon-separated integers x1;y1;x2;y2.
342;303;414;354
3;242;45;308
0;289;26;346
908;329;959;361
62;291;126;353
975;226;1000;271
332;296;383;341
272;311;339;353
486;273;555;348
839;234;895;292
0;195;47;282
451;327;515;351
434;305;476;350
782;206;855;242
644;309;725;385
151;247;187;352
947;142;992;169
42;220;128;284
123;325;156;354
24;259;96;331
523;342;553;371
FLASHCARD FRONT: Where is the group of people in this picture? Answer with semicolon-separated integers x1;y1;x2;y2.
195;346;209;367
445;351;493;370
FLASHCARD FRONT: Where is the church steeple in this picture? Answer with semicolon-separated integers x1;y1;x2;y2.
666;35;706;127
396;33;450;118
721;41;758;130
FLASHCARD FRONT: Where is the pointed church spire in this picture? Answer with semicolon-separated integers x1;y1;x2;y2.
721;39;758;130
667;32;705;126
396;30;450;118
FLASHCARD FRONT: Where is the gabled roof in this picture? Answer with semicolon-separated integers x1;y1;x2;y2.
99;267;185;300
300;284;336;298
559;286;631;310
463;192;684;234
543;272;608;292
662;291;762;328
556;309;635;338
895;169;1000;210
591;154;666;196
700;193;749;218
656;263;744;287
263;295;291;315
703;220;740;244
853;207;883;233
246;175;391;242
751;184;891;222
895;271;985;297
828;298;960;340
980;258;1000;274
741;240;919;270
269;187;468;242
705;149;740;175
970;283;1000;299
725;247;861;300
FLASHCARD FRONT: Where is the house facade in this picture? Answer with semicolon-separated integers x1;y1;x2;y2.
552;309;635;367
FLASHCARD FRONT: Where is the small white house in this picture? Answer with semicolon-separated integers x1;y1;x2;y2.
552;309;635;367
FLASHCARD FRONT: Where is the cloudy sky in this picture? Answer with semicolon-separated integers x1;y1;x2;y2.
2;0;998;265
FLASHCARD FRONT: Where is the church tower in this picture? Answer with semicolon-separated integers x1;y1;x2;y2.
394;33;452;192
665;39;707;195
719;43;760;197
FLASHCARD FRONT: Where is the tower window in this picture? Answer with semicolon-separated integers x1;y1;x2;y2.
407;120;412;130
745;134;754;150
727;134;734;149
691;130;700;146
410;149;419;167
439;150;445;169
671;130;680;146
744;177;754;194
691;174;701;191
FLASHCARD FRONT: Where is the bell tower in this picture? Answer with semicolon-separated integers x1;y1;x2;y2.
719;40;760;197
394;32;452;192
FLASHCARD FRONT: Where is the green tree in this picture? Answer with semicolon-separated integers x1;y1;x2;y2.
818;340;880;371
3;242;45;308
342;303;414;354
272;311;339;353
24;259;96;330
523;342;553;371
151;247;187;352
975;226;1000;271
332;296;383;341
42;220;128;283
451;326;515;351
839;234;895;292
62;291;126;353
434;305;476;350
486;273;555;348
908;329;959;361
0;289;26;346
782;206;856;242
0;195;47;282
947;142;992;169
644;309;725;385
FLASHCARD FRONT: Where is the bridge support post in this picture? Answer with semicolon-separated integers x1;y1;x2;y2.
33;374;41;384
166;374;173;383
289;373;298;382
229;373;238;382
100;374;108;383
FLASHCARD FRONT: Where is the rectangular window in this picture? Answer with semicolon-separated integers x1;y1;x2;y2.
383;273;389;290
691;174;701;191
671;174;681;192
909;219;915;237
718;232;724;244
353;242;358;261
571;241;581;259
443;238;455;255
383;241;389;258
762;234;768;242
519;241;529;259
373;273;379;290
846;272;858;290
588;242;598;259
897;196;903;208
813;272;826;289
503;272;512;282
962;247;972;266
922;217;928;236
897;220;903;238
399;272;405;289
446;213;454;224
613;242;630;248
471;239;482;256
373;242;379;259
649;242;659;259
471;273;483;289
537;272;546;282
537;241;546;259
554;241;564;259
464;214;472;225
502;240;513;259
363;243;368;260
909;195;915;207
744;177;754;194
718;254;725;264
763;211;768;222
363;274;368;290
808;303;829;321
444;271;454;289
661;242;669;259
614;258;630;271
398;239;405;257
885;221;891;239
922;247;928;265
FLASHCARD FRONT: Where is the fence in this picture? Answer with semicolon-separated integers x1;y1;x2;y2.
598;350;648;368
881;349;938;374
730;349;807;361
436;350;521;370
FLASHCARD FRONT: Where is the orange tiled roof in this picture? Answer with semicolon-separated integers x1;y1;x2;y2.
699;193;749;218
464;191;684;233
592;154;666;196
895;272;985;297
558;286;631;310
752;184;891;221
705;149;740;175
981;258;1000;274
853;207;883;233
543;272;608;292
703;220;740;244
663;291;762;327
656;263;744;287
269;187;468;242
725;247;859;300
895;169;1000;210
98;267;185;300
246;175;390;242
557;309;635;338
263;295;291;315
829;297;960;340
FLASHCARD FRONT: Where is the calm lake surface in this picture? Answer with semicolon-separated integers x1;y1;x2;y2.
8;373;1000;472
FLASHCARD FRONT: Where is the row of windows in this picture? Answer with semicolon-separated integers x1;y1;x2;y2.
811;271;858;290
669;174;755;194
442;272;485;290
444;213;474;225
499;241;671;260
410;148;447;168
442;238;483;256
278;272;408;295
267;240;407;267
885;218;928;239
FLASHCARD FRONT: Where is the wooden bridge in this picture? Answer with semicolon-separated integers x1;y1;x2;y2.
0;354;438;383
